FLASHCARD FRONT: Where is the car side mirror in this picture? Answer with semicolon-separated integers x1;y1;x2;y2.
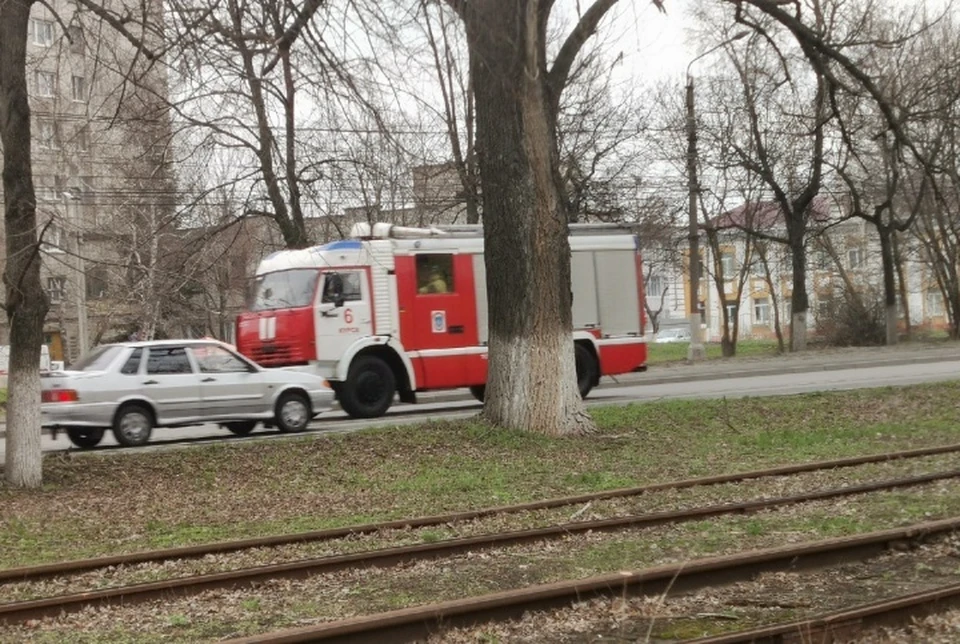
334;295;345;308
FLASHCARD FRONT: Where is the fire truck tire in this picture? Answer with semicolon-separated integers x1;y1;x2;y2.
575;343;598;399
66;427;105;449
469;385;486;403
339;355;396;418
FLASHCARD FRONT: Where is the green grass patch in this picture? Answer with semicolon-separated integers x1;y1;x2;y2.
645;339;781;364
3;380;960;568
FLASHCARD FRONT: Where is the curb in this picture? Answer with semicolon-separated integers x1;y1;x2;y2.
4;350;959;440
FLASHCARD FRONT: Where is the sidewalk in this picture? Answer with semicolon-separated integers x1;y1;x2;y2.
3;342;960;439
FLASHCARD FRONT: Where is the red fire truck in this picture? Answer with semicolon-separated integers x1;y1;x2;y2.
235;223;647;418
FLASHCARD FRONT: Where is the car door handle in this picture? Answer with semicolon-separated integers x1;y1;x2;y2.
449;325;464;334
142;380;158;385
201;377;216;382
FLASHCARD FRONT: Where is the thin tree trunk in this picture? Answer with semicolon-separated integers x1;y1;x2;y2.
893;231;911;340
1;0;47;487
878;227;898;345
466;0;592;435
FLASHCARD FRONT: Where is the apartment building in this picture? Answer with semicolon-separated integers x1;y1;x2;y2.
0;1;174;363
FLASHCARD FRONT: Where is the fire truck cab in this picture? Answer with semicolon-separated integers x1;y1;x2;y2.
236;222;647;419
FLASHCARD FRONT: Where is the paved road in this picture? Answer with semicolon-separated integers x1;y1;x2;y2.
2;347;959;460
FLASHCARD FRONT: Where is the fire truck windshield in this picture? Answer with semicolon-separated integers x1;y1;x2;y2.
250;269;319;311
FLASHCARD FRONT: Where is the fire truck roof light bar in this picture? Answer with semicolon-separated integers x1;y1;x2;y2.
349;222;640;240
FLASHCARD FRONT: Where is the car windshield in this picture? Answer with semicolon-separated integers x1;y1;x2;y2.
250;269;319;311
69;345;123;371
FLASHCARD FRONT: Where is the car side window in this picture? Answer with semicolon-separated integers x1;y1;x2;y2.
146;347;193;375
120;348;143;375
193;345;250;374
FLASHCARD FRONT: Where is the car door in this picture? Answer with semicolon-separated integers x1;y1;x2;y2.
189;343;266;419
142;345;202;424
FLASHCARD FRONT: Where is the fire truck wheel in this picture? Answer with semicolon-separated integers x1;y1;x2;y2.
340;355;396;418
575;343;598;399
66;427;105;449
469;385;486;403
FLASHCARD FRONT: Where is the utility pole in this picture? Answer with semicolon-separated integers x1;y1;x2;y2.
63;190;88;357
684;31;749;362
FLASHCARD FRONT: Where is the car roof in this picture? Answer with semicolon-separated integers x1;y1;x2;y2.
104;339;235;350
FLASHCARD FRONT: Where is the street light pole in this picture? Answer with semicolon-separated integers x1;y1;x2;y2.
684;31;749;363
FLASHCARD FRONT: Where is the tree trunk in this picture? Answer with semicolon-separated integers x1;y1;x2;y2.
877;226;899;346
893;231;911;340
788;234;809;352
1;0;47;488
465;0;593;435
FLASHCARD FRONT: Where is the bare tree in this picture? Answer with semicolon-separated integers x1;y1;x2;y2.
0;0;47;487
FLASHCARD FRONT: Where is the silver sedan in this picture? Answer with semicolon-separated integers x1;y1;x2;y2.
41;339;335;449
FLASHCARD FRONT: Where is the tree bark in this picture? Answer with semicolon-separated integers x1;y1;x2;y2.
1;0;47;488
465;0;594;435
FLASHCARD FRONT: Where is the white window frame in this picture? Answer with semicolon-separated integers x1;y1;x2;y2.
71;75;86;102
36;120;58;149
927;289;944;317
847;247;863;269
31;19;55;47
754;297;771;325
646;274;664;298
720;252;736;276
41;222;64;253
35;70;55;97
46;276;66;304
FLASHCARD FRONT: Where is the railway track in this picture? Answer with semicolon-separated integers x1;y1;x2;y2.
687;582;960;643
218;517;960;644
5;442;959;584
2;460;959;626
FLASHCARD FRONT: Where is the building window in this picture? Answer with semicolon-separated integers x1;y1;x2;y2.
927;289;944;317
725;300;738;321
75;125;89;152
37;120;58;149
813;250;831;271
720;251;736;276
41;222;64;252
646;274;664;298
34;70;55;97
67;25;85;53
30;19;55;47
847;247;863;269
86;266;108;299
71;75;86;102
46;276;66;304
754;297;771;325
416;254;453;294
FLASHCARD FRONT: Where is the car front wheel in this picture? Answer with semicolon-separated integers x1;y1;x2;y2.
113;404;154;447
275;392;311;433
66;427;105;449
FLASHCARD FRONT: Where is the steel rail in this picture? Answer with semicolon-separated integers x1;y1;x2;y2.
220;517;960;644
688;582;960;643
2;468;959;625
4;441;959;584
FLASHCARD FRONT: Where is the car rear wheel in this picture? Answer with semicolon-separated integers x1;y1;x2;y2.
66;427;104;449
275;392;311;433
113;404;153;447
224;421;257;436
338;355;396;418
575;343;598;399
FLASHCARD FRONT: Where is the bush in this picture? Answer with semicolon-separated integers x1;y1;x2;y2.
815;286;886;347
